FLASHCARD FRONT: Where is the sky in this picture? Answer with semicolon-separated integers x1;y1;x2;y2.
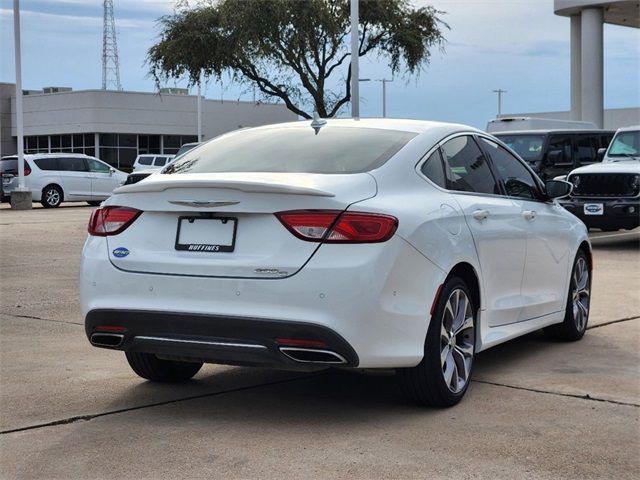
0;0;638;128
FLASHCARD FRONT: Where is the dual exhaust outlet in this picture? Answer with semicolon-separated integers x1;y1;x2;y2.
90;333;347;365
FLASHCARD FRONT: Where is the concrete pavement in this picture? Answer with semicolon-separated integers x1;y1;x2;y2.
0;204;638;479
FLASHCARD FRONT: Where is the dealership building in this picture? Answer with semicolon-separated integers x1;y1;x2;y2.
0;83;296;168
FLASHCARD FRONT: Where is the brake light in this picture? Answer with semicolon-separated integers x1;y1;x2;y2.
275;210;398;243
24;165;31;176
88;206;142;236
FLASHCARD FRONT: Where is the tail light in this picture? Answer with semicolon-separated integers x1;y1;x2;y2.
275;210;398;243
88;206;142;236
24;165;31;176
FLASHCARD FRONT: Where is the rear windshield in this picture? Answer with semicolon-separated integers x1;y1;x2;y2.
494;134;545;163
1;158;31;174
163;126;417;175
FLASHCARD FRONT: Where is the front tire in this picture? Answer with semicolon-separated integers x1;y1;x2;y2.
41;185;62;208
398;277;476;407
125;352;203;382
544;250;591;341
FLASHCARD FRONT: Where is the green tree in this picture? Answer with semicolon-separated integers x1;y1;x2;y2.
148;0;447;118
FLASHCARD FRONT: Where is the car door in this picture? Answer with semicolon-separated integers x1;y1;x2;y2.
58;157;91;199
86;158;118;199
479;137;573;321
440;134;527;327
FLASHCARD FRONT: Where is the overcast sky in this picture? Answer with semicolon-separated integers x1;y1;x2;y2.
0;0;638;128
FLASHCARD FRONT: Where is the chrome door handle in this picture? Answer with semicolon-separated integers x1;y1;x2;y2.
472;209;489;221
523;210;537;221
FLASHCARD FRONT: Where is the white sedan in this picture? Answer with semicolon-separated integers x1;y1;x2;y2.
80;119;591;407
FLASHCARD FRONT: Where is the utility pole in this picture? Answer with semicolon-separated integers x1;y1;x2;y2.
196;70;202;142
11;0;31;209
493;89;507;117
102;0;122;90
350;0;359;118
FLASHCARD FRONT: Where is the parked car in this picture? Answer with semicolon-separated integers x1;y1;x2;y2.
560;125;640;231
132;154;174;173
125;143;202;185
494;129;614;180
81;119;591;407
1;153;127;208
486;116;597;133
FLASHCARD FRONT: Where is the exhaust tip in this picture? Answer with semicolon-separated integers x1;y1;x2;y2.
90;333;124;348
279;347;347;365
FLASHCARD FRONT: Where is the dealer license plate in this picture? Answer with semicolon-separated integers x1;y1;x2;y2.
583;204;604;216
175;217;237;252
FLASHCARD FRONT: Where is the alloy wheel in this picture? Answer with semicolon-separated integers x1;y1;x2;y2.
440;288;475;393
571;257;590;332
46;188;60;206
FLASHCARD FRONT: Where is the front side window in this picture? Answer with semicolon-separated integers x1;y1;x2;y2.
163;126;417;175
575;135;597;165
87;158;110;173
479;138;540;200
440;136;499;195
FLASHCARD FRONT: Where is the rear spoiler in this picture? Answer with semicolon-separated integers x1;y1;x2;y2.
114;174;336;197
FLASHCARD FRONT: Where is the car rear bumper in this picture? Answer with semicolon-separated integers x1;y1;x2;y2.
86;309;359;370
80;235;446;369
560;198;640;230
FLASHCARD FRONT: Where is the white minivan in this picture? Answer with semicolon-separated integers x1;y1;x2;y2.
1;153;127;208
132;154;174;173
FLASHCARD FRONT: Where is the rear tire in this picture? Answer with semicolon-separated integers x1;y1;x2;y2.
544;249;591;341
397;276;476;407
125;351;203;382
41;185;63;208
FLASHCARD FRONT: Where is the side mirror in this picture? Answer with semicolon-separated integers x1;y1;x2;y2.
109;168;116;175
545;179;572;199
596;148;606;162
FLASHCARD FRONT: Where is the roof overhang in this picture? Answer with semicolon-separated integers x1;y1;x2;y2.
554;1;640;28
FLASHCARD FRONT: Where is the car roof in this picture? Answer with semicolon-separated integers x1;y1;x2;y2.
232;118;483;136
493;129;614;135
1;153;94;160
615;125;640;133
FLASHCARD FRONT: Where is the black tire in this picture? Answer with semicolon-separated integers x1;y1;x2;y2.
398;276;477;407
87;201;102;206
125;351;203;382
544;249;591;341
41;185;63;208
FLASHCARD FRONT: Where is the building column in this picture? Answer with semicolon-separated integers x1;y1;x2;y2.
580;7;604;128
570;15;582;120
94;132;100;159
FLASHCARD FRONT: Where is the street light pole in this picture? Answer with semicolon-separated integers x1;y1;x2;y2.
11;0;31;209
493;89;507;117
350;0;359;118
196;70;202;142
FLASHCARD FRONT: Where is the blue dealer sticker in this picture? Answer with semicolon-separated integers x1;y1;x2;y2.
112;247;130;258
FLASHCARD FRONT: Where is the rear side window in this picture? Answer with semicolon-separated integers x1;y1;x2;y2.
163;126;417;175
440;136;499;195
479;138;540;200
137;156;153;166
58;157;88;172
34;158;60;171
547;135;573;166
420;149;446;188
575;135;598;165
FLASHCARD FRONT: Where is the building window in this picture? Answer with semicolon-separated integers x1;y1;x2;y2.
24;134;95;155
162;135;198;155
138;135;161;154
98;133;138;169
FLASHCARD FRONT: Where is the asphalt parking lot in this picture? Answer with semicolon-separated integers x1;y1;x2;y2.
0;203;638;479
